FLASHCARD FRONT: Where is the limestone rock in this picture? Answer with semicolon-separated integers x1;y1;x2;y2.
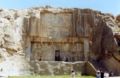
30;61;85;75
116;15;120;29
0;52;31;76
0;9;32;76
0;7;120;76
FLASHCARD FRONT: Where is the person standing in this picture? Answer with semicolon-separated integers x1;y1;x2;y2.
101;70;104;78
71;70;75;78
96;70;101;78
104;72;109;78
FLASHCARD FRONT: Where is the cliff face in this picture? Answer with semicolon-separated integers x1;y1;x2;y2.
0;7;120;76
0;9;31;76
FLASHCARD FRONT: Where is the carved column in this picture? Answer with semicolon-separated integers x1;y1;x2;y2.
84;38;89;61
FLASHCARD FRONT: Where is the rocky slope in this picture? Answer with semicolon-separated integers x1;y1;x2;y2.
0;9;32;76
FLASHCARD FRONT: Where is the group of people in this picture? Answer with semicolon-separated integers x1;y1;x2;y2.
71;69;114;78
96;70;113;78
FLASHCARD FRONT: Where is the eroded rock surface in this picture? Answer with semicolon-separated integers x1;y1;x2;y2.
0;7;120;76
0;9;31;76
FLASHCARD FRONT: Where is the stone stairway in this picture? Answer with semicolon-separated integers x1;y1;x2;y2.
91;59;108;72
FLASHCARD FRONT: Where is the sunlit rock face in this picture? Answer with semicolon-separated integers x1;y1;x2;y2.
0;9;31;76
0;52;31;76
0;7;120;76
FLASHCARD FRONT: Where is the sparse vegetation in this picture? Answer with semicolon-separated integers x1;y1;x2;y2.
8;75;95;78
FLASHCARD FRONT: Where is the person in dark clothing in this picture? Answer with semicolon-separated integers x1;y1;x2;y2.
101;70;104;78
55;50;61;61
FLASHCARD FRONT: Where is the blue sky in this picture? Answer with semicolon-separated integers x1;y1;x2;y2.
0;0;120;15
